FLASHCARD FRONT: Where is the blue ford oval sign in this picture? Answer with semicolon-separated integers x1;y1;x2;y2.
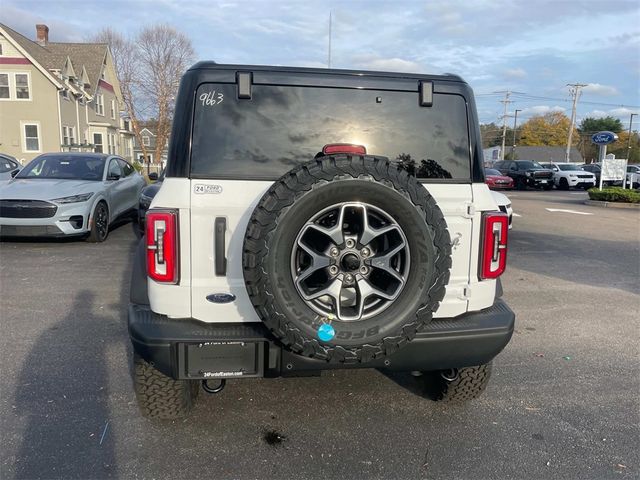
591;131;618;145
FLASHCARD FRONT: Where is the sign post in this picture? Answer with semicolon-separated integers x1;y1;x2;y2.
591;131;619;189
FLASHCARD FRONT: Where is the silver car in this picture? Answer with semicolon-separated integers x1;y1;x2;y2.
0;152;145;242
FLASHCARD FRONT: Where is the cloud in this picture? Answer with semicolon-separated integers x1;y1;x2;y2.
583;83;619;96
351;55;422;73
504;68;526;79
521;105;567;116
581;107;639;120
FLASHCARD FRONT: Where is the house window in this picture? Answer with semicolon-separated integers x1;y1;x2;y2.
69;127;76;145
107;133;113;154
0;44;3;55
0;74;8;99
93;133;103;153
23;123;40;152
111;99;116;119
96;94;104;115
15;74;30;99
63;126;69;146
142;136;150;146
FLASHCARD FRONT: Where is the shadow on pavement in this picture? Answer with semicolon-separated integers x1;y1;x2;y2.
13;234;137;479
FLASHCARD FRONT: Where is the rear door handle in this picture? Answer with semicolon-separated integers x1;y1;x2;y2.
214;217;227;276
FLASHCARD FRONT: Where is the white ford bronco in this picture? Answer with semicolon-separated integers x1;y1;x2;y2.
128;63;515;418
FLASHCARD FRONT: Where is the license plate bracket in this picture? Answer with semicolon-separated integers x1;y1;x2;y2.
179;341;264;379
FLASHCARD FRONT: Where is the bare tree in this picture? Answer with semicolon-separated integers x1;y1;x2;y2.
90;25;194;167
136;25;194;165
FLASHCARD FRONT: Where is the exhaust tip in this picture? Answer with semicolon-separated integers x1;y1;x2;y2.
202;378;226;394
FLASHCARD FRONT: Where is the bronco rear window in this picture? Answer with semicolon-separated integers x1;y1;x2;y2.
190;83;471;180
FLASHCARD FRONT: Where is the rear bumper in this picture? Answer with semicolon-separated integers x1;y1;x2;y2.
129;299;515;379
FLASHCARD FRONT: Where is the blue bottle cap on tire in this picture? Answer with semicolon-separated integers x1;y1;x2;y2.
317;323;335;342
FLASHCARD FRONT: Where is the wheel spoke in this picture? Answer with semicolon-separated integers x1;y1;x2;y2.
295;240;331;282
300;277;342;303
369;241;406;283
305;204;348;245
358;204;403;245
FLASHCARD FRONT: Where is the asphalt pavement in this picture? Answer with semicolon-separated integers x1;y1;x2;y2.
1;190;638;480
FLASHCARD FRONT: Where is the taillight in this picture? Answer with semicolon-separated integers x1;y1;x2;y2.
479;212;508;280
146;209;179;284
322;143;367;155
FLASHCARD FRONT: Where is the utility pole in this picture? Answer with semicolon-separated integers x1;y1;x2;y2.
511;109;522;159
499;91;512;161
627;113;637;159
565;83;587;162
327;11;332;68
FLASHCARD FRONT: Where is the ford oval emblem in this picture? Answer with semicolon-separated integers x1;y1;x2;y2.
591;131;618;146
206;293;236;304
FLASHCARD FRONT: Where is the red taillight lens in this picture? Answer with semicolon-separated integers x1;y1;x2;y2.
479;212;508;280
322;143;367;155
146;209;179;284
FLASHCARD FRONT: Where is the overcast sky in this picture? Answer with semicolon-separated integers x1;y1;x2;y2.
3;0;639;128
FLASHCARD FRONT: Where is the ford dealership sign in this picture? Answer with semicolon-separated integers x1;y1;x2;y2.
591;131;618;145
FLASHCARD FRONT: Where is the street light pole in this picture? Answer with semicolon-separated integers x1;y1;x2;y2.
627;113;637;160
511;109;521;159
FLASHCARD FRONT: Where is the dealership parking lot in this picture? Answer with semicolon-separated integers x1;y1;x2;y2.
1;190;638;480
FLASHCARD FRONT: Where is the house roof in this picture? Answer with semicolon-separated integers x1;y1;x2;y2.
0;23;109;95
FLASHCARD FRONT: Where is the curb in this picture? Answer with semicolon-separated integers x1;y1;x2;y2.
584;200;640;209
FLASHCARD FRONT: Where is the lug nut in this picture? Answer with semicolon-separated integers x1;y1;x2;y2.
345;239;355;248
329;265;339;275
330;247;339;257
359;266;369;275
361;247;370;257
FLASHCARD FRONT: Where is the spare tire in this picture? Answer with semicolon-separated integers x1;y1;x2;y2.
243;155;451;363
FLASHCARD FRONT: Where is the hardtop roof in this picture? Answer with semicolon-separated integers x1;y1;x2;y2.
188;62;467;84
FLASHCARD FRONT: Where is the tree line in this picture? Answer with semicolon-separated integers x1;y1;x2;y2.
480;113;639;163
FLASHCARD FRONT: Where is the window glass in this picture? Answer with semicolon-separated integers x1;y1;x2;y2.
0;73;8;99
0;158;18;173
119;159;134;176
24;124;39;151
108;159;122;178
15;74;29;99
93;133;103;153
191;84;471;180
17;155;105;180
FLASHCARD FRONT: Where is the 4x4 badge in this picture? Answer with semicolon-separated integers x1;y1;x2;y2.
194;184;223;194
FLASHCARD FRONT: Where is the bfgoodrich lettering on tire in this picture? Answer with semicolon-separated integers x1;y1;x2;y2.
243;155;451;363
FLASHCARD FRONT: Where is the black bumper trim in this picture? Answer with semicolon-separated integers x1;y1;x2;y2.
129;299;515;379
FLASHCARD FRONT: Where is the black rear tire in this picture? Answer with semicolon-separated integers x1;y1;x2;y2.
420;363;492;402
133;353;199;419
87;201;109;243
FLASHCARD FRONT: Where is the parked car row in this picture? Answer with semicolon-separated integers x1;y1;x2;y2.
0;153;146;242
492;160;555;190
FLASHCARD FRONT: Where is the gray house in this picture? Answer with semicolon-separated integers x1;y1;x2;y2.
133;127;168;168
0;23;134;163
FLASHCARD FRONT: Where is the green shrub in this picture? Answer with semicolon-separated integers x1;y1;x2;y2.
587;187;640;203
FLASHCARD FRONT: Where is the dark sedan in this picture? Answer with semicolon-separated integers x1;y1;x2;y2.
138;170;163;234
